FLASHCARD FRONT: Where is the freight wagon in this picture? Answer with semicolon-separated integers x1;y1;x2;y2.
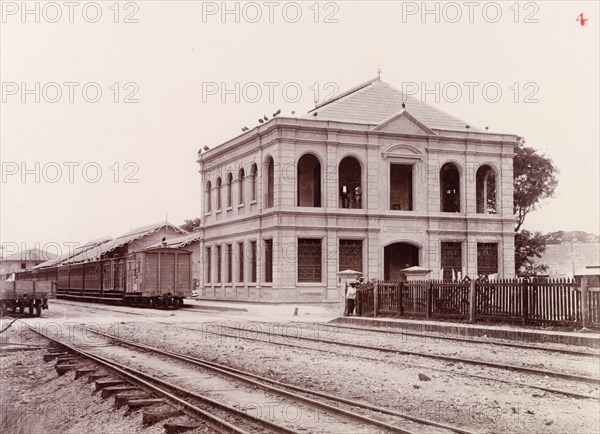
0;280;56;316
16;247;192;309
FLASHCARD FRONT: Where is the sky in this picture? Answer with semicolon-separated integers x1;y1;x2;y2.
1;0;599;257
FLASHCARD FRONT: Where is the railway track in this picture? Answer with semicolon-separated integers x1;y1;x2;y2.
158;321;599;401
318;323;600;357
19;319;471;434
42;301;600;401
52;299;599;357
83;326;476;434
210;323;600;385
18;321;300;434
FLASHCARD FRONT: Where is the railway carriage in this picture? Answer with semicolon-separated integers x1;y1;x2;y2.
0;279;56;316
16;247;192;309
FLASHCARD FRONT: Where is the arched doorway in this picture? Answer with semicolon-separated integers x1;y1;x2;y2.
384;243;419;281
297;154;321;207
339;156;362;208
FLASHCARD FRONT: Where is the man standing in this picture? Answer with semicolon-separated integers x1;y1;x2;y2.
346;282;357;316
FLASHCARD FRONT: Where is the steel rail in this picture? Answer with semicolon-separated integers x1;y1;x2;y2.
176;323;600;401
18;321;295;434
84;326;430;434
40;301;600;399
48;299;600;357
214;324;600;385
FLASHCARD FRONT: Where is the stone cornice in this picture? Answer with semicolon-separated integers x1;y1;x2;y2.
198;118;519;168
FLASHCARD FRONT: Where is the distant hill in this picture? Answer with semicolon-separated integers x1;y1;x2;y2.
544;231;600;245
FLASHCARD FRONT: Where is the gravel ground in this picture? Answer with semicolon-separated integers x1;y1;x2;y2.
2;302;599;434
0;323;167;434
205;320;600;378
61;324;399;434
106;318;600;433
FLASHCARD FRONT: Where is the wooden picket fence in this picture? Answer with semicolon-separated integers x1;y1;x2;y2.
355;278;600;328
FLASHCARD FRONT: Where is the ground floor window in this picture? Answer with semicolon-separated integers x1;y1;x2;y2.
441;242;462;281
205;246;211;284
264;239;273;283
238;242;244;282
226;244;232;283
339;239;363;272
250;241;257;282
477;243;498;276
216;245;222;283
297;238;322;282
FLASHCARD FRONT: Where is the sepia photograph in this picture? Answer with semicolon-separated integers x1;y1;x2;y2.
1;1;599;433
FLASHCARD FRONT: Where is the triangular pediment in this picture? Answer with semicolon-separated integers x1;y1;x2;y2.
372;110;436;135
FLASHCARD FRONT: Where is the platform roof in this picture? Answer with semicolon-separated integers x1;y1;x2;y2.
32;222;187;268
149;231;203;249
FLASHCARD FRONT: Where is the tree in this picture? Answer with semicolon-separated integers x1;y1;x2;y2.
180;218;201;232
515;230;548;277
513;141;558;276
513;141;558;232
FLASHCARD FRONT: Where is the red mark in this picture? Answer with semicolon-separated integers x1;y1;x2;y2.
576;13;588;27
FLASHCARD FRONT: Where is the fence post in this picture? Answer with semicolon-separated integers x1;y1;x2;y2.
521;279;528;326
399;282;404;316
469;279;476;323
426;281;432;319
581;277;589;328
374;281;379;318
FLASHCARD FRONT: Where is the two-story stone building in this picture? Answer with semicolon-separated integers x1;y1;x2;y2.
197;78;517;302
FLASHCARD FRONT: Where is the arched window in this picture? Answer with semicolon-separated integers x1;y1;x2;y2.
251;163;258;201
205;181;212;213
265;157;274;208
238;168;245;205
226;173;233;208
216;177;222;210
297;154;321;207
339;156;362;209
476;165;497;214
440;163;460;213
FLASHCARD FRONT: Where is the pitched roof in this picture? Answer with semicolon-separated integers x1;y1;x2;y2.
306;78;476;131
63;222;187;264
32;237;113;269
149;232;203;249
33;222;187;268
117;222;188;239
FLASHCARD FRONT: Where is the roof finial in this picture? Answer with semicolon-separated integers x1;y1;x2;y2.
377;65;382;79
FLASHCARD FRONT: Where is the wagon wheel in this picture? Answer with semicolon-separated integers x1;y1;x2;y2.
29;302;34;316
18;305;24;314
34;301;42;317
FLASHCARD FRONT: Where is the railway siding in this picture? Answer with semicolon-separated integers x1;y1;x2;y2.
3;301;599;433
